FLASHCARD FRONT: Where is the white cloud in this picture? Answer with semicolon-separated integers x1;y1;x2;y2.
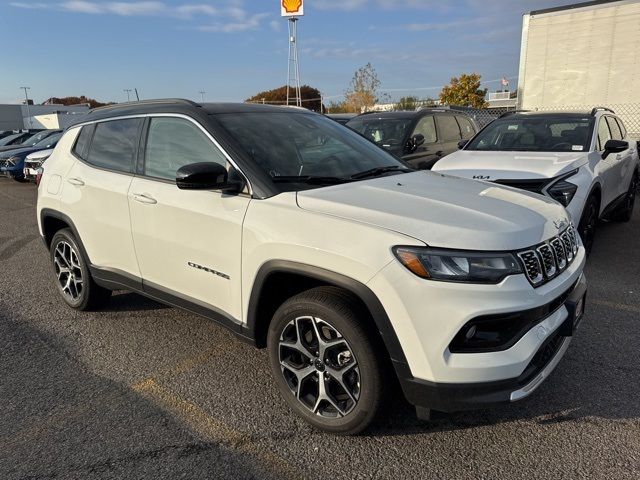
10;1;273;33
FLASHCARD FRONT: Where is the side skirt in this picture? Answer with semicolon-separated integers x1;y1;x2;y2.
90;265;255;345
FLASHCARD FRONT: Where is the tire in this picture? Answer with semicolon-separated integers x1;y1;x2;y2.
610;172;637;223
578;194;599;256
50;228;111;310
267;286;386;435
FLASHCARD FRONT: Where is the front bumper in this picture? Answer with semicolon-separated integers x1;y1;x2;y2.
368;243;586;411
396;274;585;411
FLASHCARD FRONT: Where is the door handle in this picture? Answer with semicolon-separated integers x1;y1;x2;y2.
67;177;85;186
132;193;157;205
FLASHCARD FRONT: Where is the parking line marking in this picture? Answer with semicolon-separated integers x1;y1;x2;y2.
590;299;640;314
131;378;302;480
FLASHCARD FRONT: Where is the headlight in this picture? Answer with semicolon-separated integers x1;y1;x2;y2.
393;247;522;283
547;170;578;206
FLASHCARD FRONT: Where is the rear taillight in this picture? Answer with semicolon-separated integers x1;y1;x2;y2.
35;167;44;187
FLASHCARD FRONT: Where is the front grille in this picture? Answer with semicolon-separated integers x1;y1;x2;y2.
493;178;551;194
517;224;579;287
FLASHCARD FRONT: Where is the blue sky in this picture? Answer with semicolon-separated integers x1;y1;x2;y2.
0;0;584;105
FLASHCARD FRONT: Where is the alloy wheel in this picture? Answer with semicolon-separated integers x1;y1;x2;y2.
278;315;360;418
53;240;84;301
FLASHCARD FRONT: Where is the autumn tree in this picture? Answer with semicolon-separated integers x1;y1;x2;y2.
326;101;350;113
43;96;113;108
395;96;419;111
345;63;381;113
245;85;323;112
439;73;488;108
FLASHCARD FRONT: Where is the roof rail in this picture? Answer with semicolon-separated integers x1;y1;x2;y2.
499;109;530;118
590;106;615;116
90;98;200;113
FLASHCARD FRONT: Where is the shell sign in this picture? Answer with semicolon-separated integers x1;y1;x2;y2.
281;0;304;17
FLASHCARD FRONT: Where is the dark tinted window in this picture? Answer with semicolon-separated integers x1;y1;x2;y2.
86;119;142;173
73;125;93;160
437;115;461;142
606;117;622;140
145;117;227;181
456;116;475;139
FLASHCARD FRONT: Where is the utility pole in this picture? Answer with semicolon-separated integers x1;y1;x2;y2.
20;86;32;129
134;88;140;101
199;90;206;103
124;89;132;102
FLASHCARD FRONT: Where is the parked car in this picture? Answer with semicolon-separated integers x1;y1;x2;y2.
0;131;35;148
23;148;54;182
326;113;358;125
346;108;479;169
432;108;639;254
38;99;586;435
0;129;60;154
0;130;20;140
0;132;62;181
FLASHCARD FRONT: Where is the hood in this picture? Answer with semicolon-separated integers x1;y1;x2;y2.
432;150;588;180
26;148;53;160
296;171;570;251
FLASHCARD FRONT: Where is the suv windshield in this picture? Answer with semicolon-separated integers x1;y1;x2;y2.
0;133;23;146
345;116;412;156
466;116;593;152
215;112;408;190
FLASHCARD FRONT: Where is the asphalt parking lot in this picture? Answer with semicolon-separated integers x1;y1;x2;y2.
1;179;639;480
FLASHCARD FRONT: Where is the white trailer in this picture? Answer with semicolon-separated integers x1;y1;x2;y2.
517;0;640;137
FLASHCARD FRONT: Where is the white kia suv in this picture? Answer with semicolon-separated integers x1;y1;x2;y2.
432;108;639;254
37;100;587;434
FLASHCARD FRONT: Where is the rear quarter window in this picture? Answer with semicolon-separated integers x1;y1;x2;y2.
72;125;94;160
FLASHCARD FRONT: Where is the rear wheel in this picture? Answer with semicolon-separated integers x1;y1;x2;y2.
50;228;111;310
610;173;637;222
578;194;599;256
267;287;385;435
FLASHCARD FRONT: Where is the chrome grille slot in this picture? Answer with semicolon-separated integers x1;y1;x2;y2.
517;250;544;285
536;244;556;277
517;225;579;287
550;238;567;270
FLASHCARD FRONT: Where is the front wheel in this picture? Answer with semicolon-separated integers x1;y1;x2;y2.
610;173;637;222
267;287;385;435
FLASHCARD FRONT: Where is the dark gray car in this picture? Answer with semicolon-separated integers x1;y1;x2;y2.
346;109;478;170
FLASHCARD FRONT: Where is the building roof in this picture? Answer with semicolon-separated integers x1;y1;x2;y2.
529;0;626;16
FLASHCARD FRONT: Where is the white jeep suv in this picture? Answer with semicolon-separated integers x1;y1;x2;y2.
37;100;587;434
432;108;639;254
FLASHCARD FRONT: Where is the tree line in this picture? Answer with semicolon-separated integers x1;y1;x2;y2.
246;64;489;113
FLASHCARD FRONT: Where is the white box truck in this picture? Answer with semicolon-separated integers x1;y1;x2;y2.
517;0;640;137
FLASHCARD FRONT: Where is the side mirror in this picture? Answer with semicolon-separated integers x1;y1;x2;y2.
176;162;242;192
602;139;628;159
458;139;469;149
406;134;425;153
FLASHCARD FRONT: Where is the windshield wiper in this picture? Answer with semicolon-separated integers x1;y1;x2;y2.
350;165;413;180
271;175;351;185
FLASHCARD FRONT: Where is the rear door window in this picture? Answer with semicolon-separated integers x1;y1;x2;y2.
616;118;627;138
86;119;143;173
436;115;462;142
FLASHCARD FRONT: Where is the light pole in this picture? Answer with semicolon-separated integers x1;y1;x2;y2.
124;89;132;102
20;86;32;129
199;90;206;103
